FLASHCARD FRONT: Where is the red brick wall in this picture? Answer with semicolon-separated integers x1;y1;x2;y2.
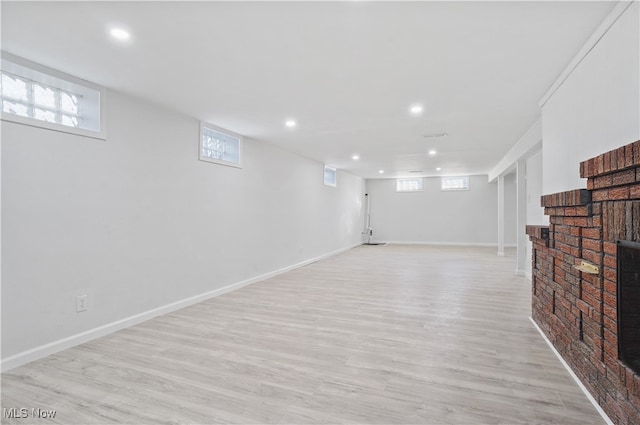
526;140;640;425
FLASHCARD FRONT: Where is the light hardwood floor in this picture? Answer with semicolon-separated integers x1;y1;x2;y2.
1;245;604;424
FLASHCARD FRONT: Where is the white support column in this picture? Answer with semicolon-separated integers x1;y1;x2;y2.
516;159;527;275
497;174;505;256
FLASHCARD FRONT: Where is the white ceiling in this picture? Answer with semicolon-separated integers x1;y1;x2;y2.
1;1;616;179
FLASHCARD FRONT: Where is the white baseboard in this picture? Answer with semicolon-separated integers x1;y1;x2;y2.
516;269;533;280
529;317;614;425
1;243;360;372
382;241;517;248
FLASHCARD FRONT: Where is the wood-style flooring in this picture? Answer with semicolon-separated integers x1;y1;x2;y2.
1;245;605;424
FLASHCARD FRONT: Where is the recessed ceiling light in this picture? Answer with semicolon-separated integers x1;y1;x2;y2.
436;167;442;171
285;120;297;128
378;170;385;174
109;28;131;41
410;105;423;115
352;155;360;160
428;149;437;156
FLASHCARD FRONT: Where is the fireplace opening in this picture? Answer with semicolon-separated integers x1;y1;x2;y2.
617;240;640;374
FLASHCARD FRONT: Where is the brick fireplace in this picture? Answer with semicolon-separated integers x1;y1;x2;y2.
526;139;640;425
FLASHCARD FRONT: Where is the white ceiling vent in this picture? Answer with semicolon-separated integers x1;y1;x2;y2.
423;133;448;139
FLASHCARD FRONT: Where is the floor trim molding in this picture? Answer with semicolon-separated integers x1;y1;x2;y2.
529;317;614;425
515;269;528;278
382;241;517;248
1;243;361;372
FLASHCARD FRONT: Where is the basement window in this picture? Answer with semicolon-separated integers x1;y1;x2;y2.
323;165;337;187
441;176;469;191
397;178;423;192
1;54;105;139
199;123;242;168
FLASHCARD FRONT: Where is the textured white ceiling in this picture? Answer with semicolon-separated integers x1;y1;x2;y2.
1;1;616;178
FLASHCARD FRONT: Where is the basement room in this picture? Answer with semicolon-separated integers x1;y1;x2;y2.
1;1;639;424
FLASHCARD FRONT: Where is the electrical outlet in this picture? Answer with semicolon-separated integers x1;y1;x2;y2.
76;295;87;313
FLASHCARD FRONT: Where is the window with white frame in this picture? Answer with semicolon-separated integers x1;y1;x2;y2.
323;165;337;187
1;54;105;138
199;122;242;168
2;72;81;126
441;176;469;191
397;178;423;192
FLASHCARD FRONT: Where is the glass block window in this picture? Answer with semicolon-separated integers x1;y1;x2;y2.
397;178;423;192
1;72;81;128
441;176;470;191
1;54;104;138
199;123;242;168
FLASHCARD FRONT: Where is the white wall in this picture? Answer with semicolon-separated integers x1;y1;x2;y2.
504;172;517;247
1;89;365;364
542;2;639;194
365;175;514;246
526;151;546;226
525;150;546;277
489;119;542;276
